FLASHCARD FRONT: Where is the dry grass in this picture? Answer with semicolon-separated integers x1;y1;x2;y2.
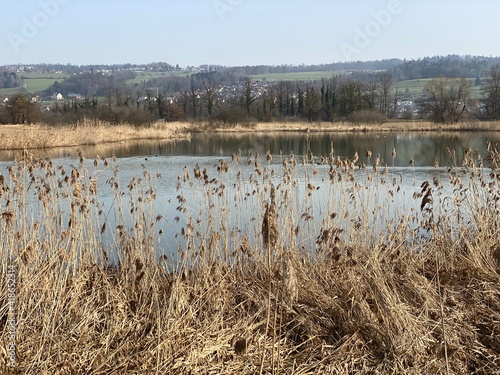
0;144;499;374
0;120;190;150
196;120;500;133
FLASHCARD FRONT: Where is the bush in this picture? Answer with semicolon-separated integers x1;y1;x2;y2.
211;107;252;127
347;109;387;125
164;102;185;122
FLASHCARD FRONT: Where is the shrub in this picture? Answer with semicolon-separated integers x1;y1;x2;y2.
347;109;387;125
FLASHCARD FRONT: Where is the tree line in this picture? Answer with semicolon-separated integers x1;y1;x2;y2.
7;54;499;78
389;55;500;81
2;64;500;126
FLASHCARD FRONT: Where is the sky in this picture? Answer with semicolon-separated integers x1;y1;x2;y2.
1;0;500;67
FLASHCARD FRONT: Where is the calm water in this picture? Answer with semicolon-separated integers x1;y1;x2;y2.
2;131;499;166
1;132;499;262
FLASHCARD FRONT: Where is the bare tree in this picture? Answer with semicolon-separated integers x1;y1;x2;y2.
378;73;392;117
482;63;500;119
322;75;340;121
338;79;365;117
389;88;400;119
145;89;156;113
419;76;472;123
304;85;321;122
189;80;199;119
164;101;185;122
274;81;286;118
243;78;259;115
364;80;379;110
4;94;40;124
178;91;190;117
260;89;276;121
203;79;217;116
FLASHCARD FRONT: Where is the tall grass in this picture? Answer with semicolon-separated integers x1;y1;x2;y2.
0;120;190;151
0;142;499;374
193;120;500;134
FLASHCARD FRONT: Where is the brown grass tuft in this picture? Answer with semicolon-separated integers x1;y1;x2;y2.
282;254;298;307
262;202;278;249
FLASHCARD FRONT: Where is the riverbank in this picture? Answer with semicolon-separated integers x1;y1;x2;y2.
1;120;499;151
196;120;500;133
0;121;191;150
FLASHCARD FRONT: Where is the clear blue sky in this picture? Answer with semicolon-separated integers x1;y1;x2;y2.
1;0;499;66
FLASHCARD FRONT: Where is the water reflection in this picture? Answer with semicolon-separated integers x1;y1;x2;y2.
2;131;498;167
179;132;500;168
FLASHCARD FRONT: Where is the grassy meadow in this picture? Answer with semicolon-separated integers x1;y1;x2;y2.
250;71;340;82
127;71;192;85
19;72;70;79
22;79;60;93
0;140;499;374
393;78;483;100
0;87;23;97
20;72;71;93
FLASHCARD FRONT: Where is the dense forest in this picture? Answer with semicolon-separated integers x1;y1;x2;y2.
389;55;500;80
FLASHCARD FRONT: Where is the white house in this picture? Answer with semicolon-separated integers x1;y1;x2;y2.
55;93;63;100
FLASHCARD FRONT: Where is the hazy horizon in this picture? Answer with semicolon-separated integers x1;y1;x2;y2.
2;1;500;67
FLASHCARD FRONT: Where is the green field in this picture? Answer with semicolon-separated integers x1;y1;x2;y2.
251;71;340;82
248;73;485;100
393;78;483;99
392;78;432;99
19;72;70;79
250;70;389;82
18;72;69;93
0;87;24;96
127;70;191;85
0;79;60;96
23;78;62;92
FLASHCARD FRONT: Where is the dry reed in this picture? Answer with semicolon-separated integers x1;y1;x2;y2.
0;120;190;151
192;120;500;134
0;143;499;374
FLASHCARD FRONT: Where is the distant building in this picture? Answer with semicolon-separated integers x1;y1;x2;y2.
67;92;83;99
54;93;63;100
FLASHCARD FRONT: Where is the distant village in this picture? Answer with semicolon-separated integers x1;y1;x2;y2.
1;55;499;125
0;64;422;119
